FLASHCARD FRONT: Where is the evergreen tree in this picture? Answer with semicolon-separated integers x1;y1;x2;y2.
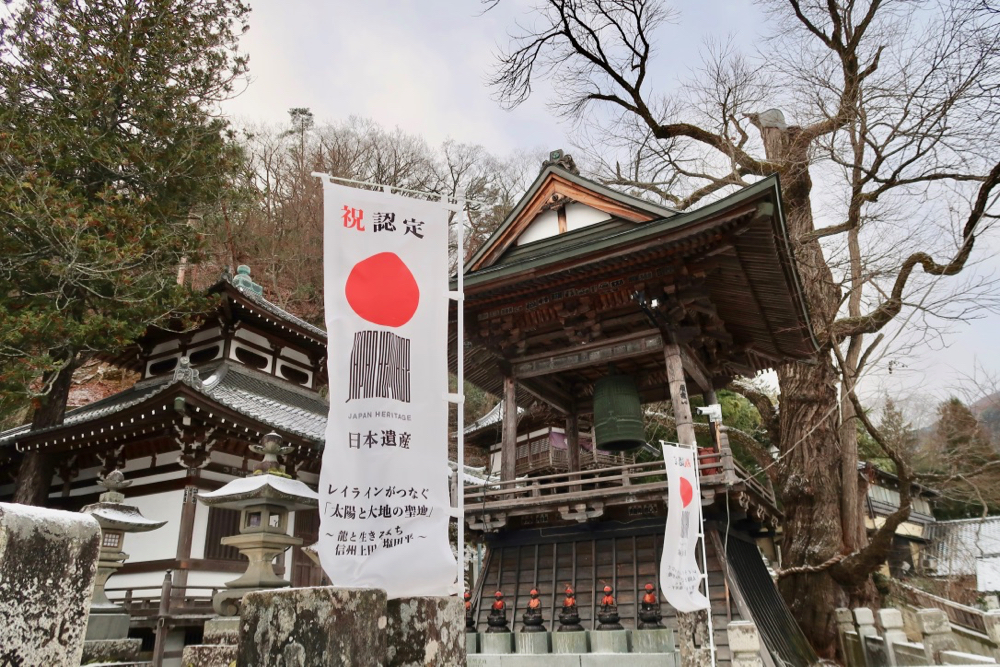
0;0;250;504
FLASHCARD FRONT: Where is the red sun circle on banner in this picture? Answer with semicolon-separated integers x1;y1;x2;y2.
679;477;694;508
345;252;420;327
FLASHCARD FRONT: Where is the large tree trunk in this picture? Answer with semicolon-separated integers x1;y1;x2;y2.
12;361;76;506
759;123;876;659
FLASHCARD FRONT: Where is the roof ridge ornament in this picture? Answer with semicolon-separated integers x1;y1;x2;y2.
172;356;201;385
542;149;580;175
231;264;264;296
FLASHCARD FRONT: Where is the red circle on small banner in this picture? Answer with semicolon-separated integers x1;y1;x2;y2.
680;476;693;508
345;252;420;327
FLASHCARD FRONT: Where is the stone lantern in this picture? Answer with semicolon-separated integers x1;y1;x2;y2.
198;432;318;615
80;470;167;641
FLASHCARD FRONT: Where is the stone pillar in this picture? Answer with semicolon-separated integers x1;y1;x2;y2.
385;596;465;667
853;607;877;638
985;609;1000;645
917;608;958;664
728;621;764;667
878;608;908;649
835;608;856;664
0;503;101;666
501;374;517;484
238;586;388;666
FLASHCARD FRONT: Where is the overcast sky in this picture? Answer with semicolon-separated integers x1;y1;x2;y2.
222;0;1000;423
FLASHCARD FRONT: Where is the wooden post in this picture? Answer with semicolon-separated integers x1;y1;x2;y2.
664;344;697;447
665;343;711;665
704;389;718;406
566;411;581;493
173;472;199;595
501;374;517;484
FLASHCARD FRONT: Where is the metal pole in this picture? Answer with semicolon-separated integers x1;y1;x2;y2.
454;194;466;596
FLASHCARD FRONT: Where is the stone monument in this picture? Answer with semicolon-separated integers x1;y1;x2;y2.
0;503;101;666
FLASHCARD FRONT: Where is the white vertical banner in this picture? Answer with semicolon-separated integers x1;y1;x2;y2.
317;179;456;598
660;443;711;612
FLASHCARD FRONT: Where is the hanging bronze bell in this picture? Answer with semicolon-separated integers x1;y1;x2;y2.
592;374;645;451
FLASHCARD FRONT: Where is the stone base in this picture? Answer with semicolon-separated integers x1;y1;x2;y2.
515;631;550;654
583;656;676;667
181;643;237;667
384;596;465;667
466;657;676;667
589;629;629;653
631;628;674;653
202;617;240;645
238;586;387;666
0;504;101;667
81;637;142;663
467;632;479;655
552;631;588;654
480;632;513;654
85;612;131;641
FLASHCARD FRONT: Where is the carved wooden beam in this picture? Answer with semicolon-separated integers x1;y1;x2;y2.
510;329;664;379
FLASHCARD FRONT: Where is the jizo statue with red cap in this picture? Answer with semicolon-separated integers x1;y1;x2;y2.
486;590;510;633
465;591;476;631
521;588;546;633
558;585;583;632
638;583;665;629
596;585;623;631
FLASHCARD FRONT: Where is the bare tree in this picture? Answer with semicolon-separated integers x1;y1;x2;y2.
486;0;1000;655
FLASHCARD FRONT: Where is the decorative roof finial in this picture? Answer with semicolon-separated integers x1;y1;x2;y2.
231;264;264;296
541;149;580;175
250;432;294;477
98;469;132;503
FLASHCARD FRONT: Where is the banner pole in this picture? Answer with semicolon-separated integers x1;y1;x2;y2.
453;193;466;597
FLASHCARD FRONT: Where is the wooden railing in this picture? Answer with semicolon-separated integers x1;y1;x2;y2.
889;579;988;634
465;449;776;514
514;436;636;477
105;583;216;617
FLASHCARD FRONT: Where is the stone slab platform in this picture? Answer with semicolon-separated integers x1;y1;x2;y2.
181;643;237;666
81;637;142;663
467;655;677;667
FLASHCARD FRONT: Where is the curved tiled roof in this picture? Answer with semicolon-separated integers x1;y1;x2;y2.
0;361;329;449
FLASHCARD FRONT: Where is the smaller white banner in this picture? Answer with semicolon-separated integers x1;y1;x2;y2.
660;443;711;612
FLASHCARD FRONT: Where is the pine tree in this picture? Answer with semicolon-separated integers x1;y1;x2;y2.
0;0;250;504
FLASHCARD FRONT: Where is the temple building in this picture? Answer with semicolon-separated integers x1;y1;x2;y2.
0;267;329;662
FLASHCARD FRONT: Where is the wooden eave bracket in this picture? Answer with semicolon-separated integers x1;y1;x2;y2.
558;501;605;523
467;512;507;531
